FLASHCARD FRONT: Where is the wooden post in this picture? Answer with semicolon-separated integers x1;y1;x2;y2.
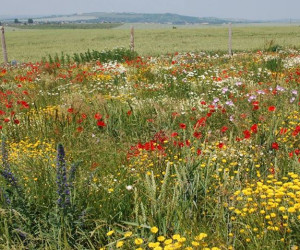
130;25;134;52
228;23;232;56
1;26;8;64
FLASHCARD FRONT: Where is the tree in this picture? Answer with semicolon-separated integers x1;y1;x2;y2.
14;19;19;24
28;18;33;24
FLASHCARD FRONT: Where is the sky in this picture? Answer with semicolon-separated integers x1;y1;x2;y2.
1;0;300;20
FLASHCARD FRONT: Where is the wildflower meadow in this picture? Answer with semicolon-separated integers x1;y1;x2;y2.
0;47;300;249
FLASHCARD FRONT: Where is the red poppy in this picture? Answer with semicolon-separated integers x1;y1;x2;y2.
221;126;228;133
67;108;74;113
251;124;258;133
14;119;20;124
243;130;251;139
218;142;224;149
171;132;178;137
193;131;202;139
127;110;132;116
197;149;202;155
179;123;186;129
94;113;102;120
77;126;83;132
271;142;279;150
97;120;106;127
252;101;259;110
268;106;276;112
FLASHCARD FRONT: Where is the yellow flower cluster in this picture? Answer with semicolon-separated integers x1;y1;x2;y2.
7;138;56;163
102;228;221;250
230;172;300;236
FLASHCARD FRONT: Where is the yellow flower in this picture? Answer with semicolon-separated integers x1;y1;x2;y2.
106;230;114;236
278;206;286;212
164;239;172;245
116;241;124;248
148;242;160;248
151;226;159;234
195;233;207;241
172;234;181;240
288;207;296;213
157;236;165;242
192;241;200;246
124;231;132;238
178;237;186;243
135;238;143;245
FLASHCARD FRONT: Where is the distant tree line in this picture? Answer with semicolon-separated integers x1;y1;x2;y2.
13;18;34;24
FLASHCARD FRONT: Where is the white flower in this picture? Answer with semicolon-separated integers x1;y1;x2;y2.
126;185;133;191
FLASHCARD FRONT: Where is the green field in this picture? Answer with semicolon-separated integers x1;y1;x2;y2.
1;25;300;63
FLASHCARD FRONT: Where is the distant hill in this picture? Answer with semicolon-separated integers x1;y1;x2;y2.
80;12;248;24
0;12;253;25
2;12;299;25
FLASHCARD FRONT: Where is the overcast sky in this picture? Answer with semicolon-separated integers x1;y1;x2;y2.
2;0;300;20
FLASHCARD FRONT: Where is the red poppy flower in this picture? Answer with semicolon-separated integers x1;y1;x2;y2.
193;131;202;139
251;124;258;133
171;132;178;137
218;143;224;149
97;120;106;127
67;108;74;113
268;106;276;112
271;142;279;150
94;113;102;120
252;101;259;110
127;110;132;116
179;123;186;129
77;126;83;132
14;119;20;124
221;126;228;133
243;130;251;139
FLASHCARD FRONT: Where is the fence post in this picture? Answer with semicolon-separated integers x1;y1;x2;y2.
1;26;8;64
228;23;232;56
130;25;134;52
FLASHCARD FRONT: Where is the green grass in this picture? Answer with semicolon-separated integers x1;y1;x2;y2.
1;25;300;63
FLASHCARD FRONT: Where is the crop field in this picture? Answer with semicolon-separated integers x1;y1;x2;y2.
1;25;300;63
0;26;300;249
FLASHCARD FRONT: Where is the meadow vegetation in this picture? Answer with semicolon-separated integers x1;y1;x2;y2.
0;25;300;250
1;25;300;63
